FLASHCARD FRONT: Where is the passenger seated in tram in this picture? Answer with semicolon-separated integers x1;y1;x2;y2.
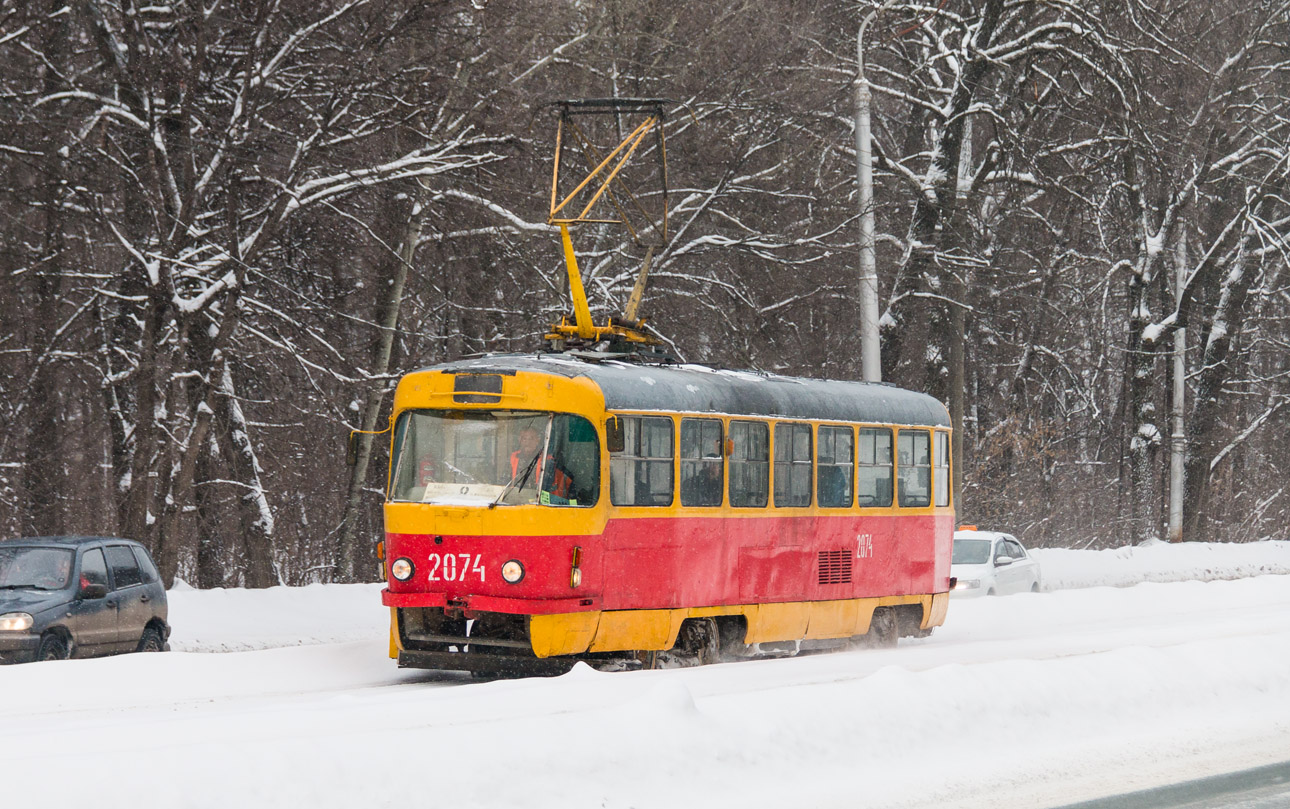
818;465;848;508
680;437;723;507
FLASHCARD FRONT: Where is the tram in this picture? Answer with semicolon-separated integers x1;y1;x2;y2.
379;354;953;675
375;100;953;675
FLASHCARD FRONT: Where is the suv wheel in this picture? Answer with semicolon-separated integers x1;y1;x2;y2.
137;626;164;653
38;633;69;662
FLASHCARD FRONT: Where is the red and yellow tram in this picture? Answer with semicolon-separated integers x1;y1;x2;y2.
379;353;953;675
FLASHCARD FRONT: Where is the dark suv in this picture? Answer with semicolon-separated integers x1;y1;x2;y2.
0;536;170;663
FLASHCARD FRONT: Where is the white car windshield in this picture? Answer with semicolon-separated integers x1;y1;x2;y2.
952;539;992;565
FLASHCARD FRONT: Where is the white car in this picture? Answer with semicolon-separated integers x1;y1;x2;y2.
950;528;1042;597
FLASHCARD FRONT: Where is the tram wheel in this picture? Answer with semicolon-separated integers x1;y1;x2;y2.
854;608;898;649
676;618;721;666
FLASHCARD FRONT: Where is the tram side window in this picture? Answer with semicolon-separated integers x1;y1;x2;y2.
544;414;601;507
774;422;812;507
680;419;724;507
897;430;932;507
817;425;854;508
934;430;951;507
728;421;769;508
610;416;674;506
857;428;893;507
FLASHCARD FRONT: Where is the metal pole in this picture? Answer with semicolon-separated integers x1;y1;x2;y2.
856;0;897;383
1168;233;1187;542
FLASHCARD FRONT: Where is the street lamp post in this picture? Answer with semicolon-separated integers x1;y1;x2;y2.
856;0;897;383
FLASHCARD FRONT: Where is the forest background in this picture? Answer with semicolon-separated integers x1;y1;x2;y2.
2;0;1287;587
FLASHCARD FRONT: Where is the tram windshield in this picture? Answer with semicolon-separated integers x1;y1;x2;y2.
388;410;600;507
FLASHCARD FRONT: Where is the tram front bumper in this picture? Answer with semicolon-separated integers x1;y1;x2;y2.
397;649;575;678
381;588;599;614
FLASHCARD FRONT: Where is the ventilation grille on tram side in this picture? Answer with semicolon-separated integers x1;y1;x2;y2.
818;549;853;584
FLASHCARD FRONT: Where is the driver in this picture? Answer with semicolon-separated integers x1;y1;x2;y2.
510;427;543;478
510;426;574;499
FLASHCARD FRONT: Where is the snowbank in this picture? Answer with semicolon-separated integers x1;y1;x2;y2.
168;581;387;652
1030;539;1290;590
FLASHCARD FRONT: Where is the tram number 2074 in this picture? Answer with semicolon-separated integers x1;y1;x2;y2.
426;553;485;583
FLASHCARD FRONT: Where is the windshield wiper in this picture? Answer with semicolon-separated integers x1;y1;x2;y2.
489;451;541;509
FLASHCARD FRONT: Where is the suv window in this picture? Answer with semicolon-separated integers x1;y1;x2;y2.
133;546;160;584
80;548;109;588
106;545;143;589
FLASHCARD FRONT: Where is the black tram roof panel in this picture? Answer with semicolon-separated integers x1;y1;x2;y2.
410;354;951;428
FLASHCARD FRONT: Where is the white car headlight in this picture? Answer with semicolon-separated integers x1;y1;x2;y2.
954;579;980;590
501;560;525;584
0;612;34;632
390;558;414;581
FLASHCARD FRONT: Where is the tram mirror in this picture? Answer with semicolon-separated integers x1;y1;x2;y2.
605;416;624;453
346;431;359;466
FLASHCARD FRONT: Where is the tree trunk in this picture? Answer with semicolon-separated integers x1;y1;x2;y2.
194;431;226;588
1182;229;1259;542
337;194;427;582
216;358;278;588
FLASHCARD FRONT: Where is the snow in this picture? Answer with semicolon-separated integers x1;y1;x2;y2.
169;582;385;652
4;542;1289;809
1031;538;1290;590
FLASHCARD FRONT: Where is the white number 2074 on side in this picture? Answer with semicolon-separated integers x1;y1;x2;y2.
426;553;485;582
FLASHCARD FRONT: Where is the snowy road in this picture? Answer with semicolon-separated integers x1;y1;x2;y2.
1055;760;1290;808
3;561;1289;808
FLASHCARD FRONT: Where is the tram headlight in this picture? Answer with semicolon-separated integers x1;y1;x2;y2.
501;560;525;584
390;558;414;582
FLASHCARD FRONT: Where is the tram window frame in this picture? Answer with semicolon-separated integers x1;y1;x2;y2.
386;409;599;507
856;427;894;508
728;420;769;508
680;418;724;507
897;429;932;508
934;430;951;507
773;422;813;508
816;425;854;509
610;415;675;507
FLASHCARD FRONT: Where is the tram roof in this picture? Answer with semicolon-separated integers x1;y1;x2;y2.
413;354;951;428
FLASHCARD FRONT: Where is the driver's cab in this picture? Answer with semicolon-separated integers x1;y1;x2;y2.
388;409;600;508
